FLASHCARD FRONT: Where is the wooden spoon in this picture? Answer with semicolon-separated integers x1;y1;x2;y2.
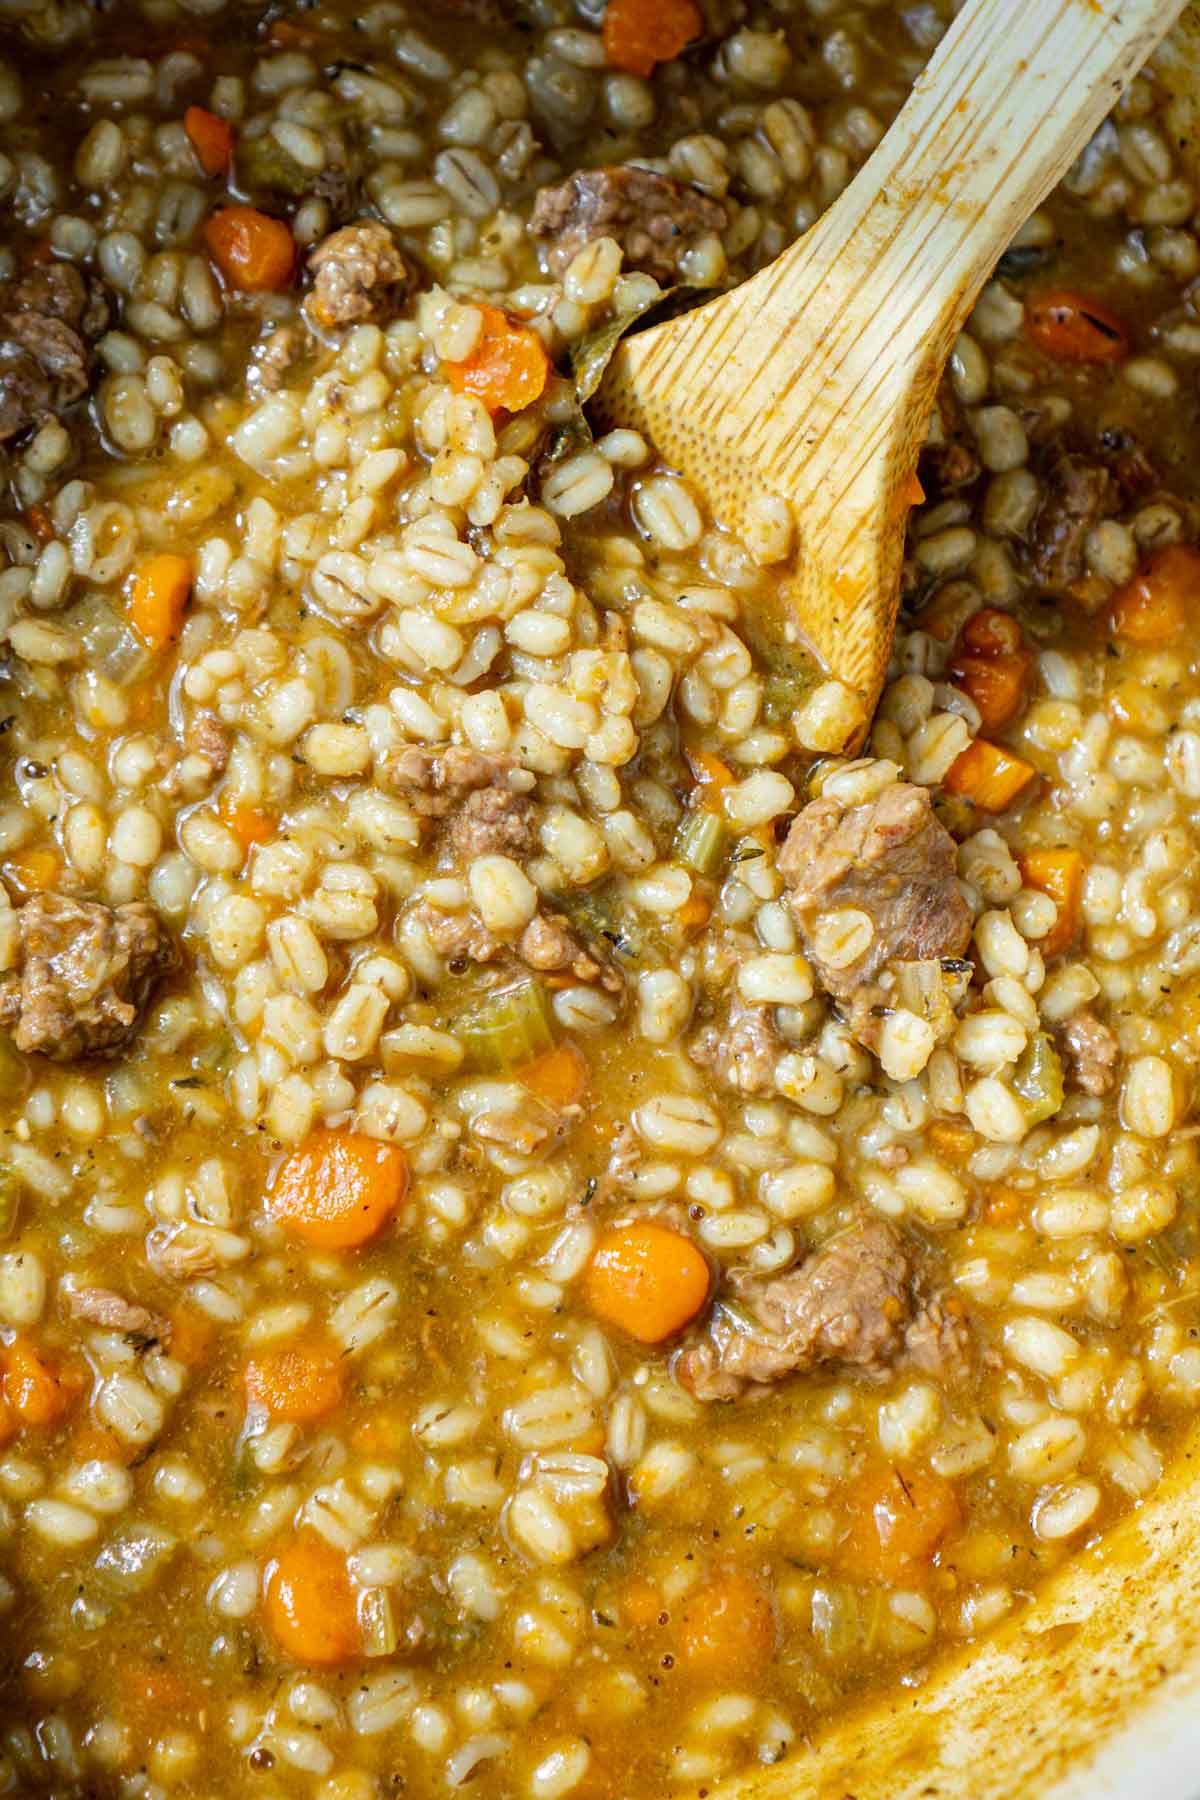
593;0;1184;751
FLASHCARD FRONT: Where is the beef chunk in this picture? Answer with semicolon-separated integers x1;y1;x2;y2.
184;709;230;776
380;746;524;818
529;166;727;282
677;1217;914;1401
64;1285;171;1347
254;323;305;391
304;220;417;331
0;893;176;1061
411;902;505;966
779;782;972;1021
920;378;982;495
440;786;537;864
689;993;780;1094
1024;444;1121;591
519;911;624;994
1057;1007;1119;1097
903;1294;973;1387
0;263;111;442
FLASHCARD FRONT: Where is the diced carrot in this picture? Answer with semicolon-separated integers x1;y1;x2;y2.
520;1040;590;1109
981;1181;1026;1225
203;205;296;293
3;1336;83;1429
5;847;62;896
583;1221;710;1345
220;803;275;855
676;1571;776;1678
245;1335;346;1424
687;749;734;790
926;1119;977;1165
901;469;925;508
838;1464;961;1584
263;1531;361;1665
445;305;550;417
949;607;1033;732
943;739;1036;813
677;891;712;933
167;1305;216;1368
1020;847;1085;960
621;1575;665;1631
26;503;53;544
184;106;235;179
267;1128;410;1251
267;17;320;45
602;0;703;77
128;553;192;650
1025;290;1130;363
123;1661;190;1716
1110;544;1200;645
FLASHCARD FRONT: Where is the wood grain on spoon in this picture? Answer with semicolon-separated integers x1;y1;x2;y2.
593;0;1184;751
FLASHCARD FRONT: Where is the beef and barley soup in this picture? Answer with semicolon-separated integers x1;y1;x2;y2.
0;0;1198;1794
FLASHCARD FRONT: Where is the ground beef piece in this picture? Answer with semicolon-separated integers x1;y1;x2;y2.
184;709;230;776
689;993;780;1094
1058;1007;1120;1097
529;166;727;282
920;378;982;495
440;787;537;864
381;746;524;818
254;323;305;391
519;911;623;994
304;220;417;331
903;1294;974;1386
779;783;972;1025
411;902;505;966
0;264;111;442
677;1217;915;1401
0;892;176;1061
64;1285;171;1347
1024;444;1121;590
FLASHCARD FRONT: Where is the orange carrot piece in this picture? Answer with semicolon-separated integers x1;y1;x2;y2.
128;553;192;649
981;1181;1026;1225
264;1532;361;1665
1025;290;1130;362
677;1571;776;1677
602;0;703;77
949;607;1033;732
677;891;712;933
901;469;926;508
583;1221;710;1344
445;305;550;416
3;1336;82;1429
184;105;235;178
203;205;295;293
1110;544;1200;645
520;1040;590;1108
267;1128;410;1251
943;739;1036;813
687;749;735;791
838;1464;961;1584
245;1336;346;1424
26;502;53;544
221;803;275;855
1020;847;1085;960
5;847;62;896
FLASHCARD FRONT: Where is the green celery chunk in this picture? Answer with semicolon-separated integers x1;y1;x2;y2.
455;980;555;1073
1012;1030;1065;1126
674;808;731;878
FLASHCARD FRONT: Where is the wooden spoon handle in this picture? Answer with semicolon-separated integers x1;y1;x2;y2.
726;0;1185;497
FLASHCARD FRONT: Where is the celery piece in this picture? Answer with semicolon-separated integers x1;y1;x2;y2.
674;808;731;878
1012;1031;1065;1126
455;980;555;1073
